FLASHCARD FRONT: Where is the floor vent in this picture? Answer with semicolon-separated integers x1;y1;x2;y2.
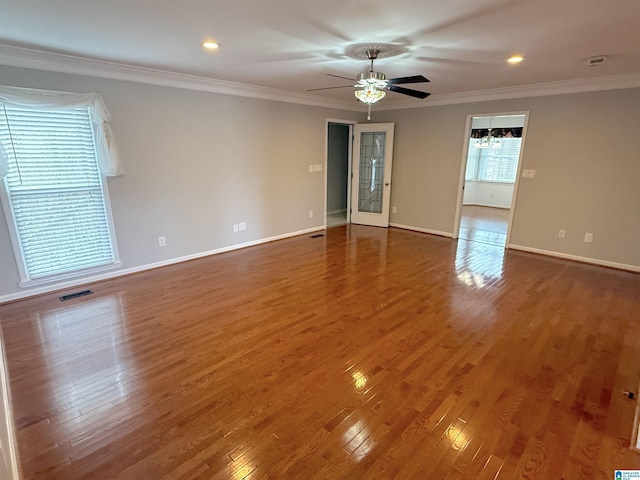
310;234;325;238
60;290;93;301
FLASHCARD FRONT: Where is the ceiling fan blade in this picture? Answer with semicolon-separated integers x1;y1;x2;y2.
387;75;430;85
387;85;431;99
306;84;354;92
327;73;356;81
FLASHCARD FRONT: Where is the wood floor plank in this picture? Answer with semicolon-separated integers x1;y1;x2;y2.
2;224;640;479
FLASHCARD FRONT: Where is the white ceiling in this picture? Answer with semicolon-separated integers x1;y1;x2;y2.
1;0;640;107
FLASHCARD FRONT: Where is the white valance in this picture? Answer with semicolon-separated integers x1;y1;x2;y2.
0;85;124;177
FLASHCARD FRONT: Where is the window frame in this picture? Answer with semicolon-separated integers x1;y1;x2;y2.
465;137;522;184
0;103;121;287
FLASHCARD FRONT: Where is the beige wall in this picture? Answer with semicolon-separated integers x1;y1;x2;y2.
463;182;514;209
1;64;639;299
0;65;360;299
376;88;640;269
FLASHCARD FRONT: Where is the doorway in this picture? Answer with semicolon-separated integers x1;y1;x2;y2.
325;120;396;229
454;113;528;247
325;121;353;228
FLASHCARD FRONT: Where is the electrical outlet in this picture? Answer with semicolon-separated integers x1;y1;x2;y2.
233;224;239;233
558;229;566;239
522;169;536;179
158;236;166;247
309;211;313;218
238;222;246;231
584;232;593;243
392;206;397;214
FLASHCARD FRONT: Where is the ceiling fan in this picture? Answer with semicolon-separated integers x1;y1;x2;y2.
307;49;431;120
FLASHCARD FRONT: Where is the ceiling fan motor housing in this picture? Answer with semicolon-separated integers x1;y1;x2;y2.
356;71;387;88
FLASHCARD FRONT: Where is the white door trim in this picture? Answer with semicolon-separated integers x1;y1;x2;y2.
324;119;356;229
452;111;530;247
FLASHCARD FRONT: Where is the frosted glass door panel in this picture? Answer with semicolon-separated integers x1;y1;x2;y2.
357;132;386;214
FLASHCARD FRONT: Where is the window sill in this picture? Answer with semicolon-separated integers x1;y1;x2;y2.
465;180;515;185
18;261;123;288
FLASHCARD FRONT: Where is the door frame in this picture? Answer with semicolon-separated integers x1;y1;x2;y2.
452;111;530;247
324;119;356;229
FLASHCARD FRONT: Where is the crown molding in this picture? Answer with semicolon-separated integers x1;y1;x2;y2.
0;44;357;111
1;44;639;112
378;72;640;110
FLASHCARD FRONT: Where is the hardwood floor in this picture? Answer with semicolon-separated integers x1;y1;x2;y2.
459;205;510;247
2;225;640;479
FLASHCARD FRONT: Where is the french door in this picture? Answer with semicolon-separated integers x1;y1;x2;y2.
350;123;395;227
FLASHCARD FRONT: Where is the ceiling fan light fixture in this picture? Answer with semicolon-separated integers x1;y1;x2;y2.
307;46;430;120
355;87;386;105
356;71;387;90
476;138;490;148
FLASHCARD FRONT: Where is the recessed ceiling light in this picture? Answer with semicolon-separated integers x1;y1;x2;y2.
202;41;220;50
506;55;524;64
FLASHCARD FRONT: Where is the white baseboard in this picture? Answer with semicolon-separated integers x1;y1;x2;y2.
507;243;640;273
388;227;640;272
5;227;636;304
389;223;453;238
462;203;511;210
0;226;325;304
327;208;347;216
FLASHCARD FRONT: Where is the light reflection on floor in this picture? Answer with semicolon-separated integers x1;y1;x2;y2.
36;295;135;428
230;462;256;480
445;418;472;452
459;205;509;247
456;206;508;289
342;416;374;462
352;371;368;391
455;239;505;289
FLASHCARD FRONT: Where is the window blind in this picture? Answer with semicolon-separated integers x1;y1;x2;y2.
465;137;522;183
0;104;116;280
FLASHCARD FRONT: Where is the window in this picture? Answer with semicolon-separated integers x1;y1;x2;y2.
465;137;522;183
0;88;123;286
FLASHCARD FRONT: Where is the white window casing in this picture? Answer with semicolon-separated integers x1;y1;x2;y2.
0;86;123;287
